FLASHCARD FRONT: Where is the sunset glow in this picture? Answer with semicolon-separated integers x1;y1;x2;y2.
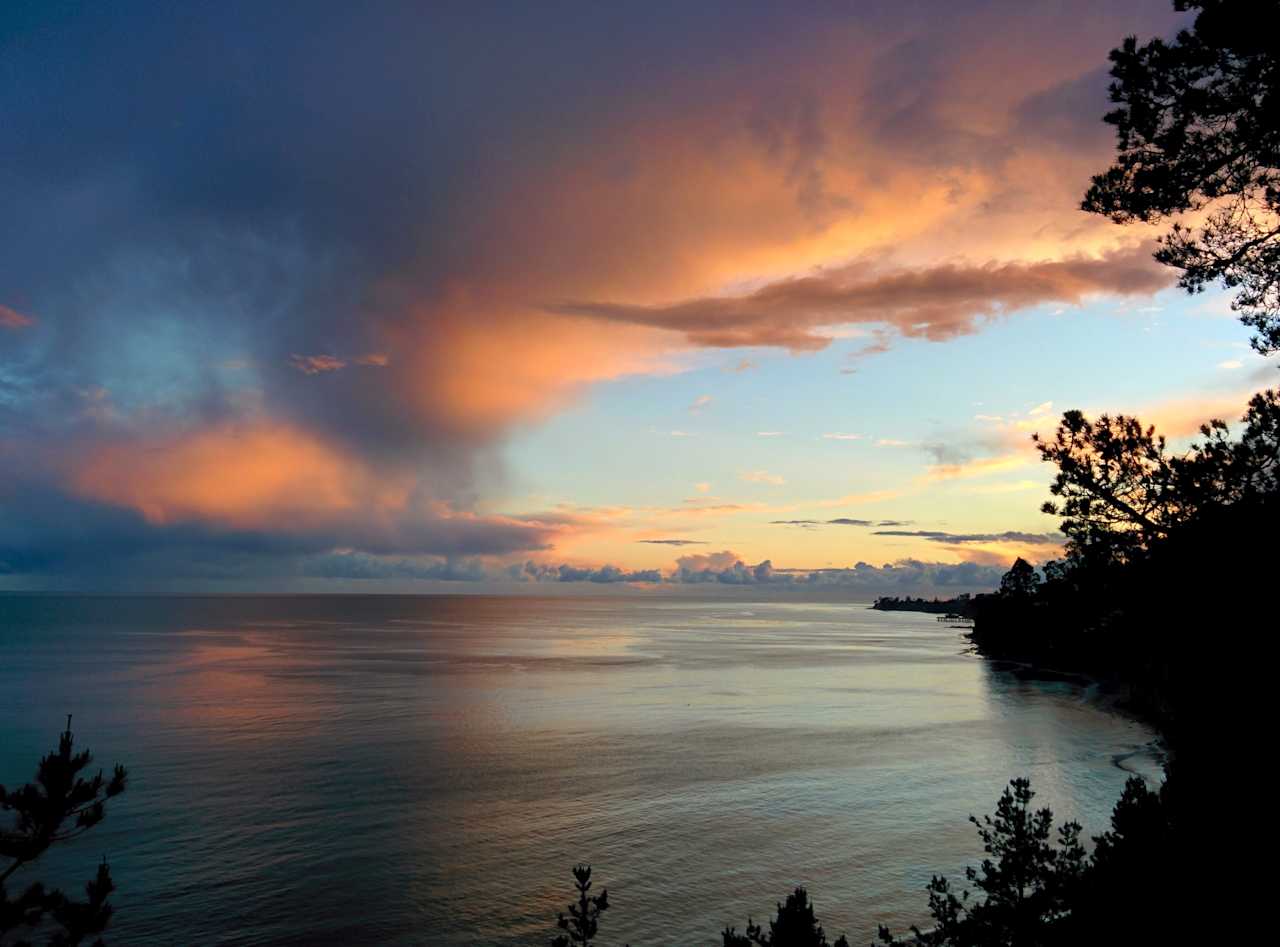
0;0;1269;592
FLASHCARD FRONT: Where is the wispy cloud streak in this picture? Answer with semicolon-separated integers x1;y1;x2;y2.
554;246;1171;352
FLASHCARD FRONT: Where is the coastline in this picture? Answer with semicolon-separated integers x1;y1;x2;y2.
871;601;1171;782
974;651;1168;780
871;598;1174;754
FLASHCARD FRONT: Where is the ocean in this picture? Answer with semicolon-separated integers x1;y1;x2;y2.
0;594;1161;945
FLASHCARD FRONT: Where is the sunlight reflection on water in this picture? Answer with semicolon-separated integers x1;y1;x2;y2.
0;595;1160;945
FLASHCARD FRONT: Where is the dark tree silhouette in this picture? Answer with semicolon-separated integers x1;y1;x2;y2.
1063;777;1177;942
1082;0;1280;353
0;718;127;947
970;392;1278;940
551;864;612;947
1176;387;1280;503
722;888;849;947
1034;390;1279;562
874;776;1183;946
877;779;1087;947
1033;411;1182;563
998;559;1040;599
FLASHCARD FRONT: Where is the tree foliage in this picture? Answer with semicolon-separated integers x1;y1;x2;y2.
1176;387;1280;503
1034;411;1183;562
1083;0;1280;352
545;777;1180;947
722;888;849;947
551;864;612;947
1034;388;1279;562
875;778;1086;946
876;777;1177;947
0;719;127;947
997;559;1040;599
1070;776;1177;938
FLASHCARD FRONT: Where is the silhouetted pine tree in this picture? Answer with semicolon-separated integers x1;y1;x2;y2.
1058;775;1177;944
552;864;612;947
722;888;850;947
0;718;128;946
876;779;1087;947
1082;0;1280;354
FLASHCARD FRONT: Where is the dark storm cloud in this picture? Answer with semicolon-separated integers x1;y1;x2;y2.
0;480;322;580
2;2;470;456
1;1;822;430
302;552;492;582
1010;67;1117;154
0;480;561;579
2;0;716;572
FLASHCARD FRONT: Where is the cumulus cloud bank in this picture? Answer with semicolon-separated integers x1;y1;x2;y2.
296;549;1008;594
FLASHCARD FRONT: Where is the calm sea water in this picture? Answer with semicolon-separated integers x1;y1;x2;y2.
0;594;1160;945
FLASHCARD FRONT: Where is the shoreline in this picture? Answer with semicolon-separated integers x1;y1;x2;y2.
966;644;1170;781
871;599;1172;754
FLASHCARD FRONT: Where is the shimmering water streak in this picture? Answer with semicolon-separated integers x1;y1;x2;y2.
0;595;1160;945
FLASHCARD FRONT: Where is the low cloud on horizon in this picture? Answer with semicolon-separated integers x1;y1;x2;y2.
1;533;1017;597
299;549;1013;594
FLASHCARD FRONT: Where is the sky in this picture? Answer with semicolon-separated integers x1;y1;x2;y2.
0;0;1272;594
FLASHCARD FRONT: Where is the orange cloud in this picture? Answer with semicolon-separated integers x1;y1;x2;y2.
387;305;681;438
289;352;391;374
873;528;1065;567
1;304;34;329
949;538;1066;568
555;245;1171;352
52;420;576;560
289;354;346;375
356;13;1180;435
920;453;1033;481
814;488;904;509
69;422;413;529
949;547;1022;568
985;384;1274;452
1139;389;1272;440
